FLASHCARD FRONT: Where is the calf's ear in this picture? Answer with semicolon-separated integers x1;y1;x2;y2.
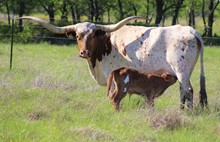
162;73;171;82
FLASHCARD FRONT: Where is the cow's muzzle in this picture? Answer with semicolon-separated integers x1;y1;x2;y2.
79;50;90;58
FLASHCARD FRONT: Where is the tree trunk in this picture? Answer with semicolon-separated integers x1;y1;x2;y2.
5;1;10;25
61;0;68;22
188;0;195;28
203;0;219;37
89;0;94;22
172;0;183;25
188;9;195;28
42;2;55;23
155;0;164;26
132;3;137;23
107;8;110;23
161;14;166;27
18;1;25;32
48;3;55;23
132;3;137;16
202;0;207;36
70;3;79;24
118;0;123;20
207;0;219;37
94;0;99;22
146;0;150;24
207;0;214;37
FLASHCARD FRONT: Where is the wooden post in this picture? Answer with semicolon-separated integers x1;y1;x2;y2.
10;0;14;70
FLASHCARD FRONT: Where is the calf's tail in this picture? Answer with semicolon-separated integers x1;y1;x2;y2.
107;72;114;98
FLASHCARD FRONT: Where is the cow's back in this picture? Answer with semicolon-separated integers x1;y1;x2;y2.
110;25;200;76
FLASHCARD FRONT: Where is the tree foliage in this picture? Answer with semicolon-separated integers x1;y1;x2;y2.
1;0;220;37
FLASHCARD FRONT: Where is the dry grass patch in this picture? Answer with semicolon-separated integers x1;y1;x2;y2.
214;123;220;135
149;107;190;131
134;135;158;142
33;74;78;91
27;111;48;121
26;103;52;121
209;94;220;112
73;126;114;141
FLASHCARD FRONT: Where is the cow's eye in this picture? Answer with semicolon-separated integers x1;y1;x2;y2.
76;36;83;40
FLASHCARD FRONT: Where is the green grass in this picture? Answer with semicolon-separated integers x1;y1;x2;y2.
0;43;220;142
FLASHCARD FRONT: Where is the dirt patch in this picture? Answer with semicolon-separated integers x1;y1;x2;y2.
27;110;48;121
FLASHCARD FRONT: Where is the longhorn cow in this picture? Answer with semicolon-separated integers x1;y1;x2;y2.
19;16;208;110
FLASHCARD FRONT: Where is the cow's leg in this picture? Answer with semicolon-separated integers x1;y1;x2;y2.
178;78;193;110
179;85;186;110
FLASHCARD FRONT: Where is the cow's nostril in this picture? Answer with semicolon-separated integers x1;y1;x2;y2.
80;51;85;55
80;50;90;57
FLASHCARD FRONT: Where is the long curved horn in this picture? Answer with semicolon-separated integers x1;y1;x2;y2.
17;16;76;34
95;16;146;32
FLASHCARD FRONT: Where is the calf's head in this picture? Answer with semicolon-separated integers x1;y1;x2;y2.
161;73;177;85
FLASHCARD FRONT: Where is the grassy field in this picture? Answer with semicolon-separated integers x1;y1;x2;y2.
0;43;220;142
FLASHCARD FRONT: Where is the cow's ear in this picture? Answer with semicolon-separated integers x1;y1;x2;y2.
66;31;76;39
94;30;106;36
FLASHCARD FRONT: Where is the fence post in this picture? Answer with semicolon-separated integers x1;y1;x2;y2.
10;0;14;70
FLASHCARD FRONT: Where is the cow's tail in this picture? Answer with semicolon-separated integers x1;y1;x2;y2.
194;31;208;108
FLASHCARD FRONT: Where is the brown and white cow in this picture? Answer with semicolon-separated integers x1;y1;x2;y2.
107;67;177;110
19;16;208;110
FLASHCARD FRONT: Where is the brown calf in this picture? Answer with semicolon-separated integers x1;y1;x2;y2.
107;67;177;110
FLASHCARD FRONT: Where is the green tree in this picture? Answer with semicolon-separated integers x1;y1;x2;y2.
104;0;116;22
155;0;176;26
60;0;68;22
117;0;123;20
40;0;61;23
202;0;220;37
185;0;197;28
171;0;184;25
0;0;11;25
12;0;38;31
67;0;81;23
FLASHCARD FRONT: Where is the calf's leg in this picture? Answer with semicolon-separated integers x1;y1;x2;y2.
112;90;127;110
144;95;154;108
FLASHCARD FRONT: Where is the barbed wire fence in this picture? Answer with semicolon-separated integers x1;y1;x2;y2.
0;24;220;42
1;23;220;45
0;24;77;43
1;18;220;70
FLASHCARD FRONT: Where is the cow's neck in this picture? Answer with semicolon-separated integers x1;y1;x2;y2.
86;34;113;86
86;46;126;86
86;59;107;86
90;34;112;68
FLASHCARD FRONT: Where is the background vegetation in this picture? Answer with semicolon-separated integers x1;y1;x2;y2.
0;43;220;141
